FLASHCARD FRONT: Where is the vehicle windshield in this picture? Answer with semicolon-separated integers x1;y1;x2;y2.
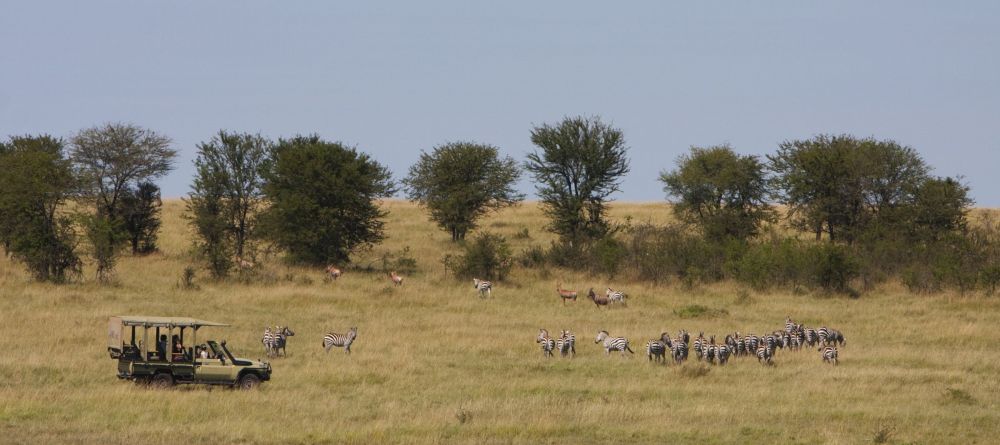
207;341;227;359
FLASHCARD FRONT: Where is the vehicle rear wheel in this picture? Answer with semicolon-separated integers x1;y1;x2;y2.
237;373;261;390
151;373;174;389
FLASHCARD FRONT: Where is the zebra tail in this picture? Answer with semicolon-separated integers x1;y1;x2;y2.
626;344;634;353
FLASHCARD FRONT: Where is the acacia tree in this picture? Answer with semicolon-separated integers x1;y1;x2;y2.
186;131;270;278
403;142;523;241
660;145;774;240
71;123;175;282
0;135;81;281
261;135;396;265
525;116;630;243
768;134;928;243
120;182;162;254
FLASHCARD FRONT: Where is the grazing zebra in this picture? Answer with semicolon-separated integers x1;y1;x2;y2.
595;330;633;356
756;344;773;365
829;329;845;346
822;346;839;365
646;339;667;363
557;330;576;357
537;329;556;357
671;338;689;364
605;288;627;306
745;333;759;354
817;327;830;347
803;328;818;347
556;283;578;305
325;265;342;280
473;278;492;298
323;327;358;354
262;327;275;357
588;288;610;308
272;326;295;357
716;344;731;365
390;271;404;286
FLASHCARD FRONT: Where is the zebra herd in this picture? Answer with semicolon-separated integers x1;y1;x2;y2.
534;317;844;366
260;326;358;357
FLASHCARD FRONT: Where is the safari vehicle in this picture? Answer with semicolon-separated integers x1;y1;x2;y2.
108;316;272;389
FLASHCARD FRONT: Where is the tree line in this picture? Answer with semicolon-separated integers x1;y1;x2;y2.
2;116;997;295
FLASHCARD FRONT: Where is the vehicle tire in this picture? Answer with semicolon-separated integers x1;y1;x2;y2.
237;373;261;390
151;373;174;389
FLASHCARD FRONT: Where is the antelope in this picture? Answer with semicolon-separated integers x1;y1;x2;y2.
390;271;403;286
325;265;342;280
556;283;578;305
587;288;609;308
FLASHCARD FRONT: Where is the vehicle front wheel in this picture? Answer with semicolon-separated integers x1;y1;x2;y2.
237;373;261;390
151;373;174;389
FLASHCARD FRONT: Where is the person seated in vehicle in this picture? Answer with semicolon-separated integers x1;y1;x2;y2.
171;335;188;362
155;335;168;360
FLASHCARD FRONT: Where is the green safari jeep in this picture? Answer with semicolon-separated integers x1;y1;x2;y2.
108;316;272;389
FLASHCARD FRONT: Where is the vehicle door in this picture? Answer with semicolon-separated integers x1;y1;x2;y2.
195;342;237;383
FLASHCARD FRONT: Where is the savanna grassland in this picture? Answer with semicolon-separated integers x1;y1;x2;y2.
1;200;999;444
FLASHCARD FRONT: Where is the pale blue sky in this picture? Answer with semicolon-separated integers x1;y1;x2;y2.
2;2;998;204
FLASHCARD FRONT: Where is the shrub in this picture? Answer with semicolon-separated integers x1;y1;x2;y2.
380;246;418;275
809;243;860;295
444;231;513;281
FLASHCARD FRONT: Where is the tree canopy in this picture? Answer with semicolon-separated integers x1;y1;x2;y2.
403;142;523;241
261;135;395;265
525;116;630;243
660;145;774;240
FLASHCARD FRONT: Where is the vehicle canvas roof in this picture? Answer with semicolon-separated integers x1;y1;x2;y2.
112;316;230;328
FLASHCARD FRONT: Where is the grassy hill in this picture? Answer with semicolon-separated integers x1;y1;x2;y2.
1;200;998;444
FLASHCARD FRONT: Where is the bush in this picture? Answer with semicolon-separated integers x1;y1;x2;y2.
380;246;418;275
517;245;546;268
809;243;860;295
444;231;513;281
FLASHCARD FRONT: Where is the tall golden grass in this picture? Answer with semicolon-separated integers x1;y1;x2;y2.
1;200;998;444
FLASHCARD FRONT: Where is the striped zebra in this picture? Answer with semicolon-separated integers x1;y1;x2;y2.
803;328;818;347
756;344;773;365
537;329;556;357
605;288;627;306
745;333;759;354
671;338;688;364
818;327;845;348
646;339;667;363
595;330;633;356
678;330;690;345
822;346;839;365
272;326;295;357
557;330;576;357
716;344;731;365
262;327;275;357
473;278;492;298
784;317;797;334
704;336;718;364
693;332;706;361
323;327;357;354
829;329;845;347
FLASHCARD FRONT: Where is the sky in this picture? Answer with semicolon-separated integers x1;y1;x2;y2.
2;1;999;204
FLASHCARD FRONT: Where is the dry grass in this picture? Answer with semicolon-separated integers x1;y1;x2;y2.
1;200;999;444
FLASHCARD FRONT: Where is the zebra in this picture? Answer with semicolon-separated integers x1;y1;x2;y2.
390;271;404;286
784;316;797;334
822;346;839;365
671;338;688;364
605;288;627;306
473;278;492;298
323;327;357;354
537;329;556;357
678;329;690;345
756;344;773;365
716;344;731;365
704;336;718;364
272;326;295;357
595;330;633;356
557;330;576;357
829;329;845;347
262;327;275;357
693;332;706;361
646;339;667;363
803;328;818;347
